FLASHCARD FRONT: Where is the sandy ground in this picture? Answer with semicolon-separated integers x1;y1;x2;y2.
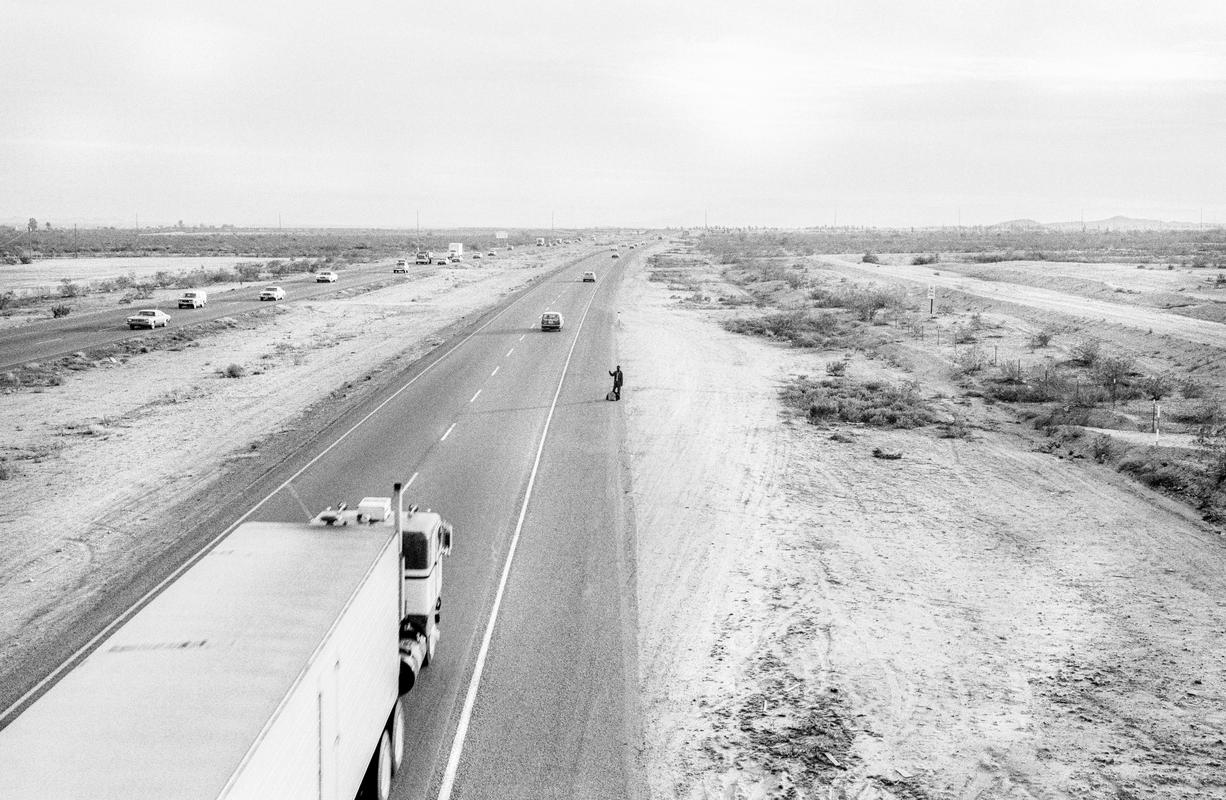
623;249;1226;798
0;255;564;669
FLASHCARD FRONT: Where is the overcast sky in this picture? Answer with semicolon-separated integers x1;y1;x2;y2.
3;0;1225;229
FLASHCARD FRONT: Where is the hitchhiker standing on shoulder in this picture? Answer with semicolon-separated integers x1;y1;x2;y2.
609;365;623;401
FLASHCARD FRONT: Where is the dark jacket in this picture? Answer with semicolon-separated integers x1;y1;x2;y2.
609;368;623;387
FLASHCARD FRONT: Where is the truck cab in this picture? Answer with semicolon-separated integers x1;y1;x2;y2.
399;510;452;672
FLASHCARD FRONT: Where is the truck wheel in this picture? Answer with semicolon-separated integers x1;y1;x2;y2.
390;698;405;773
360;730;393;800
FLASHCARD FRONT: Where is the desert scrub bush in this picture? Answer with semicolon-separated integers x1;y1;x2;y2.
1137;374;1172;401
222;363;246;378
825;360;847;377
1178;378;1207;399
58;278;83;298
1090;434;1116;463
1117;454;1190;493
1029;329;1053;349
1070;338;1101;367
723;310;844;347
861;252;880;264
1171;400;1220;426
1093;355;1134;404
782;375;936;429
951;344;988;375
50;304;71;318
997;359;1024;383
911;253;940;265
952;325;976;344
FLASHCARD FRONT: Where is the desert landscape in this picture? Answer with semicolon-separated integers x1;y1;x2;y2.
3;228;1225;797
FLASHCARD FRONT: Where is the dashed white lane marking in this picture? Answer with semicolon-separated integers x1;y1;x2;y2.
436;271;602;800
469;389;481;403
506;347;514;357
491;366;499;377
518;334;526;341
407;472;419;487
441;423;456;441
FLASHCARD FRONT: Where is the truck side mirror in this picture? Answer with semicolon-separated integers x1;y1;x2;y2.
440;522;453;556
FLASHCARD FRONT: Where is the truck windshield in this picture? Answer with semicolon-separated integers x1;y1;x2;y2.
402;531;428;570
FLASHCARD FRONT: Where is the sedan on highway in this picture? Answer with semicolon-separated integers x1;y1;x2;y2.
126;309;171;329
611;253;620;259
259;286;286;301
582;271;596;282
315;271;338;283
540;312;563;331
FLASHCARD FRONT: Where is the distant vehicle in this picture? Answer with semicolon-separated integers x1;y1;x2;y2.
629;244;636;249
316;271;339;283
536;237;545;246
448;254;460;263
472;253;482;260
486;251;496;256
611;252;620;259
448;243;464;260
507;244;515;250
540;312;563;331
126;309;170;329
415;252;432;265
582;271;596;282
393;262;409;273
259;286;285;301
177;290;207;309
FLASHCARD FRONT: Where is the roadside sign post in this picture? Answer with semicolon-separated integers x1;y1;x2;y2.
928;285;936;316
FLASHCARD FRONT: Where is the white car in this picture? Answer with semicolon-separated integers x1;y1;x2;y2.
582;271;596;282
315;271;338;283
126;309;170;329
487;251;496;256
472;253;482;259
259;286;286;301
540;312;563;331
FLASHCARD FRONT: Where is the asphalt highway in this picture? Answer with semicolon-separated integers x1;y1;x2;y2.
0;243;644;798
237;247;643;798
0;260;424;370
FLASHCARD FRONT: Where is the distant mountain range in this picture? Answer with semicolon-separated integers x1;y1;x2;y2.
990;215;1204;232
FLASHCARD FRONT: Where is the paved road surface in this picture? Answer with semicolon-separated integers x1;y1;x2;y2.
0;260;421;370
0;246;645;799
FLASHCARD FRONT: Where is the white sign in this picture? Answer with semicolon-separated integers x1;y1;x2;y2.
495;231;508;239
927;285;936;299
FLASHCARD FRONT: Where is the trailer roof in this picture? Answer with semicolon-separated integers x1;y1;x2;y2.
0;520;396;800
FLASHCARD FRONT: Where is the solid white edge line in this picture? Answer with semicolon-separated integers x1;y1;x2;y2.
0;273;541;727
436;282;601;800
441;423;456;441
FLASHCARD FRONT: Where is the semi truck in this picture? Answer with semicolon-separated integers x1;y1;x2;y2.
0;485;453;800
447;243;463;262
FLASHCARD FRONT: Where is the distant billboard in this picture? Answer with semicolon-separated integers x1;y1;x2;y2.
495;230;508;239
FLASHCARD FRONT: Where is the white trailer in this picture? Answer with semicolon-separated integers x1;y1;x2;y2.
0;486;453;800
447;243;463;262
